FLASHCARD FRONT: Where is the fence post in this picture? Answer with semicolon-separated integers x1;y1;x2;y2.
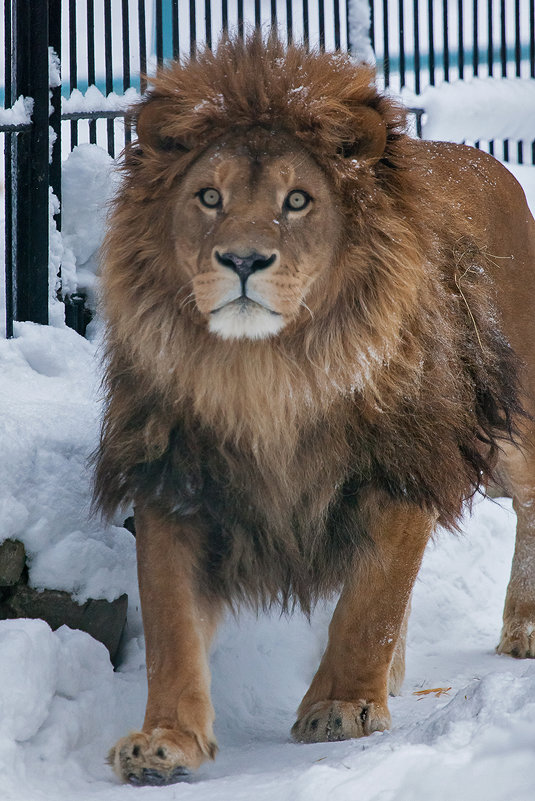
9;0;50;327
50;0;62;222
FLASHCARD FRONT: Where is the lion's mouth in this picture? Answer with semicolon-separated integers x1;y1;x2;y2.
210;295;281;318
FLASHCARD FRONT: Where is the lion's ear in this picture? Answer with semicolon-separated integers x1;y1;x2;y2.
134;98;190;153
341;106;387;163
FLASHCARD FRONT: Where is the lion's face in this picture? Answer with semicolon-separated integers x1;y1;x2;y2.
171;131;343;340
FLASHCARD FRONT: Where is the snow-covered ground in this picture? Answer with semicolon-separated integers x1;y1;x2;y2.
2;326;535;801
1;143;535;799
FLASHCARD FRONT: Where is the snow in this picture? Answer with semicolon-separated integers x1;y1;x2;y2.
402;77;535;143
0;96;33;127
348;0;374;64
62;86;140;115
61;144;119;307
0;323;138;605
0;472;533;799
1;101;535;801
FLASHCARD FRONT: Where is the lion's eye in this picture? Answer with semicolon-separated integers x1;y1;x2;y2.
284;190;311;212
198;188;222;208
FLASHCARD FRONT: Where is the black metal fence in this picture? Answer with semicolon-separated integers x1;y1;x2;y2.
2;1;55;336
371;0;535;92
370;0;535;163
62;0;351;158
2;0;535;338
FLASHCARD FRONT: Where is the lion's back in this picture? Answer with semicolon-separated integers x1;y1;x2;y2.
409;140;535;381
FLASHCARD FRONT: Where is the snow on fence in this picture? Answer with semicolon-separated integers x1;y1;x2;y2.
1;0;534;337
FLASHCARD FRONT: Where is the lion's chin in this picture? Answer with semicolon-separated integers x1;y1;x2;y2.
208;298;284;341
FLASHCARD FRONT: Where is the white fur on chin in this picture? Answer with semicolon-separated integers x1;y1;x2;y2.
209;301;284;340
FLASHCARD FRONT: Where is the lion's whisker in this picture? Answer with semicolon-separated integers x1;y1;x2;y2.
179;291;197;309
299;299;314;320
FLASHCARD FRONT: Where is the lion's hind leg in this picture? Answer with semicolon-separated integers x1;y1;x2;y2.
292;502;435;744
497;441;535;659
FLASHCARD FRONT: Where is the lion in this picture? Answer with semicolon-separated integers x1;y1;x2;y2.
95;36;535;786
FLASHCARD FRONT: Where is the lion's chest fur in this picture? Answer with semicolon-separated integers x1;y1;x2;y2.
132;404;372;609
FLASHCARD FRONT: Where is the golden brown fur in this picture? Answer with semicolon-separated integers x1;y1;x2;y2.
97;36;535;786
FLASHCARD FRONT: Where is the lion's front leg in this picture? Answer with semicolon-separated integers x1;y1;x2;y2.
109;508;221;786
292;502;435;744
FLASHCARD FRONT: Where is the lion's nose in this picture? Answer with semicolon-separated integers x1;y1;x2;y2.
215;250;277;282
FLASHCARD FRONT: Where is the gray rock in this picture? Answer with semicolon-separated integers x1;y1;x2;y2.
0;540;26;586
5;585;128;666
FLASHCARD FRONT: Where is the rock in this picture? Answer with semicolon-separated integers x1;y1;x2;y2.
0;540;26;586
4;585;128;666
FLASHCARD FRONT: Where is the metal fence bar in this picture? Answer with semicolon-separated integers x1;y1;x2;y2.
287;0;294;44
500;0;507;75
204;0;211;50
104;0;115;156
333;0;340;49
474;0;480;152
458;0;464;79
531;0;535;77
488;0;494;75
122;0;132;145
4;126;14;338
50;0;62;223
69;0;78;148
190;0;197;56
87;0;97;143
472;0;479;75
442;0;450;81
122;0;131;89
369;0;376;53
303;0;309;50
4;0;13;338
515;0;522;74
0;122;32;133
515;0;523;162
62;111;127;121
413;0;421;92
10;0;50;329
156;0;164;63
138;0;147;93
531;0;535;164
238;0;244;39
399;0;406;87
172;0;180;57
383;0;390;85
319;0;326;49
428;0;435;84
487;0;495;154
500;0;509;161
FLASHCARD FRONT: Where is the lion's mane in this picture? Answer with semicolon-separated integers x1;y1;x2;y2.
95;36;522;610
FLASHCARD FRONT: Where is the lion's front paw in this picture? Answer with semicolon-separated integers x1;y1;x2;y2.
291;699;391;744
497;607;535;658
109;727;217;785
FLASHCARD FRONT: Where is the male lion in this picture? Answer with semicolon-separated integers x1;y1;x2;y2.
96;36;535;786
